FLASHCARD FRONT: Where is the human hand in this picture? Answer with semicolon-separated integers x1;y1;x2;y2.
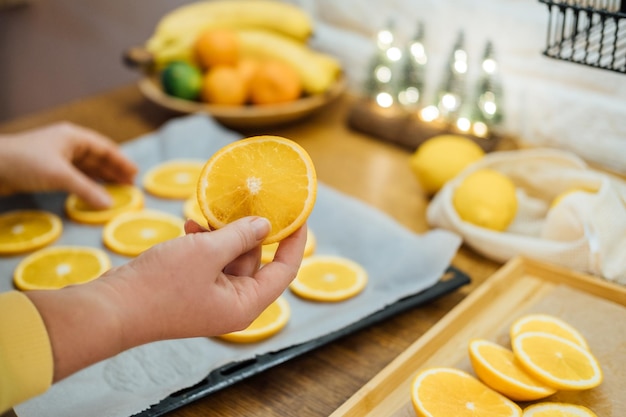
0;122;137;208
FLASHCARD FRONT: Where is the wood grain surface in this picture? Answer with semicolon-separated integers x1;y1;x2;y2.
0;87;504;417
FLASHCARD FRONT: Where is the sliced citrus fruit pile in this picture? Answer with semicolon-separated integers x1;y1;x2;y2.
196;135;317;245
468;339;557;401
65;184;144;224
182;195;207;227
217;296;290;343
103;210;185;256
511;331;602;391
510;314;589;350
261;227;316;264
522;402;598;417
13;246;111;290
0;210;62;255
289;255;367;302
411;367;522;417
143;159;204;199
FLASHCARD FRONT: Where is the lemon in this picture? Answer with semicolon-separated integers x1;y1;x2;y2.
409;135;485;195
160;61;203;100
453;168;517;231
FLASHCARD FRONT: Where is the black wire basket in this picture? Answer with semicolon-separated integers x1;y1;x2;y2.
540;0;626;73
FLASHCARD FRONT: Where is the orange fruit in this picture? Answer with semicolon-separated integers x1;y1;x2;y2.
14;246;111;290
411;367;522;417
522;402;598;417
261;227;316;263
0;210;62;255
196;136;317;245
289;255;368;302
143;160;204;199
236;58;260;88
65;184;144;224
510;314;589;351
103;210;185;257
511;332;603;390
194;28;239;69
217;296;290;343
468;339;557;401
249;60;302;105
200;65;248;105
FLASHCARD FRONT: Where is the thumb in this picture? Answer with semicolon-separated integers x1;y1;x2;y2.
59;165;112;209
207;217;271;263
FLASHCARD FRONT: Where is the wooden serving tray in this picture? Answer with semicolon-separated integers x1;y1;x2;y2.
330;256;626;417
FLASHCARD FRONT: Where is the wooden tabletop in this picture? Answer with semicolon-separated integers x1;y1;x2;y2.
0;86;504;417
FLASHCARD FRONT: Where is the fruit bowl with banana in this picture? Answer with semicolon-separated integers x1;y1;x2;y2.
124;0;345;129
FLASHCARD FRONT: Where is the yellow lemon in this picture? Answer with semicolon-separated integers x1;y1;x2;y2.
453;168;518;231
409;135;485;195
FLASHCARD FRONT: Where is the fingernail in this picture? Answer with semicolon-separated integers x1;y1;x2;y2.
250;217;271;240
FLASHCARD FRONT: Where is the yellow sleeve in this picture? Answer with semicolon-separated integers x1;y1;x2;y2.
0;291;53;414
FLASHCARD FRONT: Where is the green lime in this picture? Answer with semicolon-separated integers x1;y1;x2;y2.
160;61;203;101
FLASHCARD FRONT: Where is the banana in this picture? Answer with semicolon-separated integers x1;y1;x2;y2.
146;0;313;56
237;29;342;94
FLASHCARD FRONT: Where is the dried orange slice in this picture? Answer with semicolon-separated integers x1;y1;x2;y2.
65;184;144;224
217;296;290;343
196;136;317;245
512;332;603;390
468;339;557;401
510;314;589;350
13;246;110;290
0;210;62;255
411;367;522;417
289;255;367;302
143;159;204;199
182;195;208;227
103;210;185;256
260;227;316;264
522;402;598;417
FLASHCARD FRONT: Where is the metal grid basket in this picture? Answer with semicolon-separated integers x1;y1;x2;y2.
540;0;626;73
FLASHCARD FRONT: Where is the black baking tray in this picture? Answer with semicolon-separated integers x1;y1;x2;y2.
134;265;470;417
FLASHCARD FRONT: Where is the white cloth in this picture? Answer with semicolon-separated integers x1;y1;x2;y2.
427;148;626;284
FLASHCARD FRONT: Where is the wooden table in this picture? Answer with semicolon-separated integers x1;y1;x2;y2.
0;86;503;417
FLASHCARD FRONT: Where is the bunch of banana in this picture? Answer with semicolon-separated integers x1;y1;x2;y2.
140;0;342;95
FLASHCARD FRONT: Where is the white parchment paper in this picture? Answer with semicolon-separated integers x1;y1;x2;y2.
0;114;461;417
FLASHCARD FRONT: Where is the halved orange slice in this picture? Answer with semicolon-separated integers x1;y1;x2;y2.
102;210;185;256
14;246;111;290
65;184;144;224
0;210;62;255
143;159;204;199
468;338;557;401
289;255;367;302
217;296;290;343
196;136;317;245
522;402;598;417
411;367;522;417
261;227;316;264
512;332;603;390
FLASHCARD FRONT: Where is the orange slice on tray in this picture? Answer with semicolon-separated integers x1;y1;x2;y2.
65;184;144;224
289;255;367;302
196;136;317;245
261;227;316;263
103;210;185;256
511;332;603;390
411;367;522;417
217;296;290;343
468;339;557;401
143;159;204;199
0;210;62;255
510;314;589;350
14;246;111;290
522;402;598;417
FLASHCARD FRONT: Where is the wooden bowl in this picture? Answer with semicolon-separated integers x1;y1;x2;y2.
138;75;346;130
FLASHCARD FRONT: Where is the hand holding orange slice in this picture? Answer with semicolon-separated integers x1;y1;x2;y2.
196;136;317;244
65;183;144;224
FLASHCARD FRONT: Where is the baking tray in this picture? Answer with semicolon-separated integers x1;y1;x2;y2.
134;266;470;417
330;256;626;417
